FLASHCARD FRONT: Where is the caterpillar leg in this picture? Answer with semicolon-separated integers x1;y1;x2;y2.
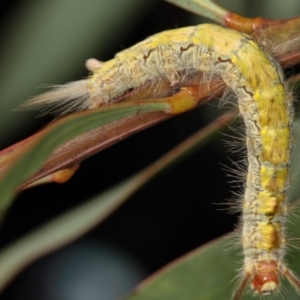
85;58;103;72
164;86;198;114
162;81;224;115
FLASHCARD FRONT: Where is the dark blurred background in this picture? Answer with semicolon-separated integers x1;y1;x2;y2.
0;1;300;299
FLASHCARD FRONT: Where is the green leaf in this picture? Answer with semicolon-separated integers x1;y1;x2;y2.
123;200;300;300
165;0;227;23
0;109;231;292
0;101;168;219
0;174;142;291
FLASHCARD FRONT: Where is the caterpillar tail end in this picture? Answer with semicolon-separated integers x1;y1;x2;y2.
17;79;91;116
232;262;300;300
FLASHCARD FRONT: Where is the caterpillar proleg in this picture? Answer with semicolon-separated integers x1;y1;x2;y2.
20;24;299;298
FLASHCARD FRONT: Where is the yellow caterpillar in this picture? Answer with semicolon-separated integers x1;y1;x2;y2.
21;24;298;299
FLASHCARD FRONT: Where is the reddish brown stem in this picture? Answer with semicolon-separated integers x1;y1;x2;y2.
1;16;300;189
